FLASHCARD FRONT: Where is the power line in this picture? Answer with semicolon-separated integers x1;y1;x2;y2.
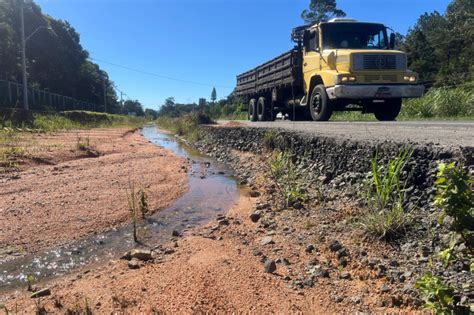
89;57;234;90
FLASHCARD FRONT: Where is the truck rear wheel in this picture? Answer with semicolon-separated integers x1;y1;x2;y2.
249;99;257;122
373;99;402;121
257;97;267;121
309;84;333;121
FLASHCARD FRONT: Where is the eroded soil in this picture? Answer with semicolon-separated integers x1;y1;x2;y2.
0;129;188;257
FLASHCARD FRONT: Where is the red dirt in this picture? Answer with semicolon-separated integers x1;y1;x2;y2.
0;128;188;257
3;192;406;313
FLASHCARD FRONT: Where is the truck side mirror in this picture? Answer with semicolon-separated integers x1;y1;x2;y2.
389;33;396;49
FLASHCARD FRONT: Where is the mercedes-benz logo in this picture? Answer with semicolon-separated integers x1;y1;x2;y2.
375;56;386;69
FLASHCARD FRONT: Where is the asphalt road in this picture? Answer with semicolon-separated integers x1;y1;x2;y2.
218;120;474;148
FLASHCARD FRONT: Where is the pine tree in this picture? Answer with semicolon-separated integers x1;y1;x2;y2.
211;87;217;103
301;0;346;24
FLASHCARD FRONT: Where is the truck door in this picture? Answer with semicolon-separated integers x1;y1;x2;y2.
303;29;321;96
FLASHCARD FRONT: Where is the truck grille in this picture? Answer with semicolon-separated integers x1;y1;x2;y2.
353;54;406;71
363;74;398;83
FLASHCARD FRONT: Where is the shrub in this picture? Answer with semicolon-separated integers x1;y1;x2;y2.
156;112;214;141
262;130;278;151
434;162;474;247
401;87;474;119
360;148;413;239
415;273;454;313
268;151;306;208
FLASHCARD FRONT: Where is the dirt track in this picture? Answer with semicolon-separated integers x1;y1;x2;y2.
0;129;188;257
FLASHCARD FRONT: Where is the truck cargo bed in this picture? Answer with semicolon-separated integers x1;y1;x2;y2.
236;48;303;98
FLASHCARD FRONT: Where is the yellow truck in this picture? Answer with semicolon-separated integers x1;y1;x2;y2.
235;18;424;121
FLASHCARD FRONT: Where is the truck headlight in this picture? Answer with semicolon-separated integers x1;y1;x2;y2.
337;74;356;84
404;75;417;82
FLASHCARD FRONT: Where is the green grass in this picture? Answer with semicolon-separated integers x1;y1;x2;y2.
332;86;474;121
156;112;214;141
1;110;145;132
360;148;413;239
401;87;473;119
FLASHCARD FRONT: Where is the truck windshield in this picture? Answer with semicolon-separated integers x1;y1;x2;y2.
321;23;388;50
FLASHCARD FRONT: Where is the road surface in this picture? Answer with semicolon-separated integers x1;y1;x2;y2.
218;120;474;148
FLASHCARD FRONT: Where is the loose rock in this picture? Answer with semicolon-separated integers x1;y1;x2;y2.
130;249;152;261
264;259;277;273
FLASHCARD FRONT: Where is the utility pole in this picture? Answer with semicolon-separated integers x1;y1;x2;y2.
103;79;107;113
20;0;28;110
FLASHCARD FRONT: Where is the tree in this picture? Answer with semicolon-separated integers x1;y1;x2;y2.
301;0;346;24
122;100;144;116
402;0;473;86
0;0;120;112
144;108;158;120
211;87;217;103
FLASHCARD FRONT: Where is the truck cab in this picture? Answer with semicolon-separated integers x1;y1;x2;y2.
301;18;424;120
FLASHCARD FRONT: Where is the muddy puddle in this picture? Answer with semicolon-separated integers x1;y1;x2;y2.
0;126;239;292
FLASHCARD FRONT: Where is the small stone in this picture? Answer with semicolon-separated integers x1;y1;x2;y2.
264;260;277;273
338;257;348;267
128;259;140;269
335;296;343;303
281;258;291;266
30;288;51;298
351;296;361;304
218;218;230;226
260;236;274;246
249;191;260;198
171;230;180;237
305;244;315;253
252;249;263;256
380;283;390;293
337;248;348;259
340;271;351;279
249;211;261;223
256;203;270;210
130;249;152;261
329;240;342;252
120;251;131;260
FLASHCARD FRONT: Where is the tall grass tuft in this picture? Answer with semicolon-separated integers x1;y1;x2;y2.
401;87;474;119
268;151;306;208
156;112;214;141
361;148;413;239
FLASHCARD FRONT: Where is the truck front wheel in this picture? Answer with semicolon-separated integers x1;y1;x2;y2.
373;99;402;121
309;84;333;121
249;99;257;121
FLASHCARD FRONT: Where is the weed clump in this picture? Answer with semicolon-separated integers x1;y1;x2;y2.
126;180;150;243
268;151;307;208
156;112;214;141
262;130;278;151
415;272;454;313
360;148;413;239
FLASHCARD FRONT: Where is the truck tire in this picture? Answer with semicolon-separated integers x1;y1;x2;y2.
249;99;257;122
257;97;267;121
374;99;402;121
309;85;333;121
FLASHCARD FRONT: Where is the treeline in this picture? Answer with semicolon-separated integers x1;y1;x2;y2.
400;0;473;87
156;94;245;120
0;0;122;113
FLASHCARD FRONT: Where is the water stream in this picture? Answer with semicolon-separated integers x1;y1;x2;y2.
0;126;239;292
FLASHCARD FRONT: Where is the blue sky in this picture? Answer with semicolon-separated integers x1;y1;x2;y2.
36;0;451;109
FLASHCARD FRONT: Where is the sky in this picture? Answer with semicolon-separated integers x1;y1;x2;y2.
35;0;451;110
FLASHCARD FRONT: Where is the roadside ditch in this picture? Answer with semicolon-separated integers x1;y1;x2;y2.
186;124;473;311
